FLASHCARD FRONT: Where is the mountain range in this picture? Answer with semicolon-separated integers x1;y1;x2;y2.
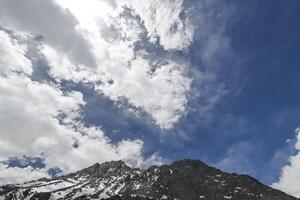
0;159;297;200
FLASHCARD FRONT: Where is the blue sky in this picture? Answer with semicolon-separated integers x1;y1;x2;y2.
0;0;300;197
74;0;299;184
80;0;300;184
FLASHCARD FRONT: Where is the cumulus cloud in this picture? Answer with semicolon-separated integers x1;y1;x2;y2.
0;0;236;183
0;30;32;75
0;0;96;67
0;30;161;184
0;164;49;185
272;128;300;198
0;0;233;130
41;0;193;129
123;0;194;50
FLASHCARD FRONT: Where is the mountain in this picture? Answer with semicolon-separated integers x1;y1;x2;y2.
0;159;297;200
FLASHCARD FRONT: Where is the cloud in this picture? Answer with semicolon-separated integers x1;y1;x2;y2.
0;30;161;184
123;0;194;50
0;0;238;183
40;0;193;129
0;164;49;185
0;30;32;75
0;0;236;130
0;0;96;68
272;128;300;198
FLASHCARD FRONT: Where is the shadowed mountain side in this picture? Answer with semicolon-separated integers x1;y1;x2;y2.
0;159;298;200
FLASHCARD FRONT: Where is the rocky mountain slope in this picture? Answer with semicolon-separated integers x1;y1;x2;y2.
0;159;297;200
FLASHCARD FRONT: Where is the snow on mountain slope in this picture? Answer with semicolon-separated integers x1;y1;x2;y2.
0;160;298;200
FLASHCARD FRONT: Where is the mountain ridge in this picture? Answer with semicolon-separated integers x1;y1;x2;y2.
0;159;298;200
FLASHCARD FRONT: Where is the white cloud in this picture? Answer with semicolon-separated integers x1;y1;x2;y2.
0;0;235;183
0;73;82;159
0;30;161;184
43;43;191;129
0;0;96;68
123;0;194;50
41;0;193;129
272;129;300;198
0;31;32;75
0;164;49;185
98;58;191;129
0;0;234;131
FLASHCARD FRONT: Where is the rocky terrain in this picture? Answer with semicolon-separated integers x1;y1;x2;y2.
0;159;297;200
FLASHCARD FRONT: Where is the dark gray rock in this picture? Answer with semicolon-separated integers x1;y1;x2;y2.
0;159;298;200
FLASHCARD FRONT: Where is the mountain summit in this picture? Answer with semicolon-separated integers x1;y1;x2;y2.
0;159;297;200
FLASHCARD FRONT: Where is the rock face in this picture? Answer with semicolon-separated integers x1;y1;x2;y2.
0;159;297;200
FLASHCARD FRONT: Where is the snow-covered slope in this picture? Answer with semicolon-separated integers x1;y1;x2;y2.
0;160;298;200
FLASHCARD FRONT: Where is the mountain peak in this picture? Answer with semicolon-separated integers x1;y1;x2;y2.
100;160;127;168
86;160;128;170
72;160;130;178
0;159;298;200
171;159;208;167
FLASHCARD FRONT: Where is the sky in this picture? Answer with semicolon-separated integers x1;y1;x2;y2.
0;0;300;197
